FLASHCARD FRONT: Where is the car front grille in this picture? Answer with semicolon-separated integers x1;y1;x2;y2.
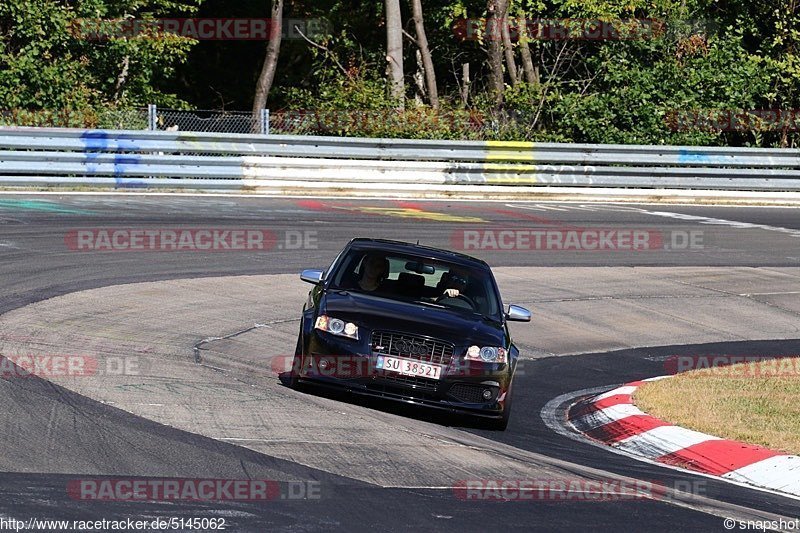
370;331;455;366
369;331;455;392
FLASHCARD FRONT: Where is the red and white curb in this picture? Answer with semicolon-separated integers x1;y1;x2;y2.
568;377;800;498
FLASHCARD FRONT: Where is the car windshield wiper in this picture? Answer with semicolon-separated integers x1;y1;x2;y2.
450;306;501;323
330;288;412;302
412;299;446;309
422;300;500;322
479;313;502;324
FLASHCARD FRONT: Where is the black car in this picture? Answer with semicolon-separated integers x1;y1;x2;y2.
290;238;531;430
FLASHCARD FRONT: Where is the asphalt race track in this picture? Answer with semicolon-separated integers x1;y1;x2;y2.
1;194;799;532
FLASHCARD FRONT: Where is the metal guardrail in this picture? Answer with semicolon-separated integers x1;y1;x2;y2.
0;127;798;191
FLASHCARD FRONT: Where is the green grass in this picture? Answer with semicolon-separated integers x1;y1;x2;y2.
634;358;800;454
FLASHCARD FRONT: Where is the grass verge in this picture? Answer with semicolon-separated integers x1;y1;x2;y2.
634;358;800;455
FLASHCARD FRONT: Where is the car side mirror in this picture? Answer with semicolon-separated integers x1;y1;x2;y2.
506;305;531;322
300;269;324;284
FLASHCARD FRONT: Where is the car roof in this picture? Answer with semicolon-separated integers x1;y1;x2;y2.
347;238;490;269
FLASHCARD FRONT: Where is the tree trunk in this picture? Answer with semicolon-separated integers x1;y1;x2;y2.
413;49;426;104
410;0;439;109
518;21;538;85
460;63;471;106
486;0;507;104
252;0;284;113
385;0;405;108
501;16;517;86
113;56;130;102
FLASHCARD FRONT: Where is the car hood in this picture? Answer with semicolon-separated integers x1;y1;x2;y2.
322;290;505;346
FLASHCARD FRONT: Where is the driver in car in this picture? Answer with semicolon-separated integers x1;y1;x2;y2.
441;267;469;298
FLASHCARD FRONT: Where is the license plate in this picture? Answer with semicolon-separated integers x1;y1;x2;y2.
376;356;443;380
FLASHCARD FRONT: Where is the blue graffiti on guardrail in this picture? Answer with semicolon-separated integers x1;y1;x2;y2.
81;131;147;188
678;149;729;165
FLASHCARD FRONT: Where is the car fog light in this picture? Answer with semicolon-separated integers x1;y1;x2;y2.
482;389;493;400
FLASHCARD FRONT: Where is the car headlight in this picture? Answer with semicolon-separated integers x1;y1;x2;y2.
466;345;507;364
315;315;359;340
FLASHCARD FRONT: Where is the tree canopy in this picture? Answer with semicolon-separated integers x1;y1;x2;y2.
1;0;798;146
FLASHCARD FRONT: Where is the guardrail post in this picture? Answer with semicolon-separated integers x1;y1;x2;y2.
147;104;157;131
261;109;270;135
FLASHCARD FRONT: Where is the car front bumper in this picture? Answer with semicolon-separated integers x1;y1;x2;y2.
300;330;513;418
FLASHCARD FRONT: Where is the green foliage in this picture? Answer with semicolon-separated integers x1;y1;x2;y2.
279;69;484;139
547;34;772;145
1;0;799;146
0;0;201;124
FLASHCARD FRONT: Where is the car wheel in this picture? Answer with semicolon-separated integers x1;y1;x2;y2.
484;384;513;431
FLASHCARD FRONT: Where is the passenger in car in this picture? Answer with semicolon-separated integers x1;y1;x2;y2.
353;253;390;292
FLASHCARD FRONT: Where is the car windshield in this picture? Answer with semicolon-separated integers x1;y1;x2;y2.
329;249;501;319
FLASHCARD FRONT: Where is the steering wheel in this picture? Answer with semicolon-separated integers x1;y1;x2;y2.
436;293;477;310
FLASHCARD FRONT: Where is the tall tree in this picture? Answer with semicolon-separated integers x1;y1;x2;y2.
410;0;438;109
252;0;284;113
486;0;508;104
768;0;799;146
501;15;518;86
518;20;539;85
385;0;405;107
